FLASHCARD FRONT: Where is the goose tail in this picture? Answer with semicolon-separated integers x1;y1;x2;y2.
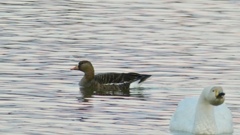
138;74;151;83
129;74;151;88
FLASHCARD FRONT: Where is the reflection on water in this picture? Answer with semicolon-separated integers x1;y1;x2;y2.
78;86;149;103
79;86;131;98
1;0;240;134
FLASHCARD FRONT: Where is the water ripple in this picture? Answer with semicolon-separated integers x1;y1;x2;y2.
0;0;240;134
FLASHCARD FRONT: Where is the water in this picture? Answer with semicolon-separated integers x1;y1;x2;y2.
0;0;240;134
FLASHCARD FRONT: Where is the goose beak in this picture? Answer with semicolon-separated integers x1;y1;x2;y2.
70;65;79;70
217;92;225;98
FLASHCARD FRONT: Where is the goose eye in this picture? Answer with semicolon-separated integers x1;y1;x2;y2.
212;90;215;92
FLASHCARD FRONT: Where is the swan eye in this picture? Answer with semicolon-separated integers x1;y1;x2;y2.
212;90;215;92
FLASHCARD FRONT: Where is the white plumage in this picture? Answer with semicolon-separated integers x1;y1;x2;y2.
170;86;233;134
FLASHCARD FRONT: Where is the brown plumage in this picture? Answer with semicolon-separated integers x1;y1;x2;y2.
71;60;151;93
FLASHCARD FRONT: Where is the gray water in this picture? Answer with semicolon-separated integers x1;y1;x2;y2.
1;0;240;135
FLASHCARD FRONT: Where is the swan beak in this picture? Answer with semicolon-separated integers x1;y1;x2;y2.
217;92;225;99
70;65;79;70
215;89;219;98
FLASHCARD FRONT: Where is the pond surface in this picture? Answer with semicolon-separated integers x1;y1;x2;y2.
0;0;240;134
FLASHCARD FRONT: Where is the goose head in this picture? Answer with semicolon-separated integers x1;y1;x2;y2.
70;60;94;73
204;86;225;106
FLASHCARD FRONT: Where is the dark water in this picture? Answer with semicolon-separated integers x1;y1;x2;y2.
1;0;240;134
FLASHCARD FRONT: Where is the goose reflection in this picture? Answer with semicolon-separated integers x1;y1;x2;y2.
79;85;130;98
78;85;149;102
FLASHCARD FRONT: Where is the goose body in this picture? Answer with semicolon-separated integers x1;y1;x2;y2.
170;86;233;134
71;60;151;92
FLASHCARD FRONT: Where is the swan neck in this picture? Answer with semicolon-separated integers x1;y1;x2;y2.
193;93;217;134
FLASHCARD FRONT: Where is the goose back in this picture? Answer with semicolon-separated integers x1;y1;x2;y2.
94;72;151;84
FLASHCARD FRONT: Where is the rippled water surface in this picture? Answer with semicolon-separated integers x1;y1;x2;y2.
1;0;240;134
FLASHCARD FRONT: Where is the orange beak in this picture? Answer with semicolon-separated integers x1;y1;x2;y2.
70;65;79;70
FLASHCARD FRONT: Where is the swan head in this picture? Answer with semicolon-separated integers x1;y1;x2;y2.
70;60;94;73
204;86;225;106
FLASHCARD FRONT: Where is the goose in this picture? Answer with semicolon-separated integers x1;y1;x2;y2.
170;86;233;134
70;60;151;92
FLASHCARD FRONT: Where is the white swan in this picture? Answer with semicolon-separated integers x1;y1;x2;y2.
170;86;233;134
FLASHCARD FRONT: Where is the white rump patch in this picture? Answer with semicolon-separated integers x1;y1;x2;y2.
130;80;141;88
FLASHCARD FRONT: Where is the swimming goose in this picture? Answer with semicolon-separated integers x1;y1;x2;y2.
170;86;233;134
70;60;151;91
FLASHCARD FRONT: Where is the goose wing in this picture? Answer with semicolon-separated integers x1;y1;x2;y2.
94;72;151;84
